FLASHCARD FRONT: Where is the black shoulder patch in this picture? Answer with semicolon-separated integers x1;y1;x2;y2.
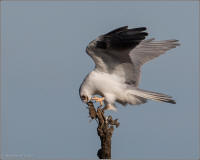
105;26;128;36
96;26;148;50
96;41;107;49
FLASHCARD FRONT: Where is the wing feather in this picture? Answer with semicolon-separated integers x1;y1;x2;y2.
86;26;180;87
130;39;180;66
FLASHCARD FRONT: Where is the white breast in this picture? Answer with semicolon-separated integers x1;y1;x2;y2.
85;70;125;97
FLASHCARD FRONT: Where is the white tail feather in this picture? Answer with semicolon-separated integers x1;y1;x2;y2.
129;88;176;104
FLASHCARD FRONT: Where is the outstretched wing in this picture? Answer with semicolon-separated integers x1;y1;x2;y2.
86;26;179;86
128;38;180;85
130;38;180;66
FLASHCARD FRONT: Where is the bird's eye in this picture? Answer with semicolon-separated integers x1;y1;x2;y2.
81;95;86;100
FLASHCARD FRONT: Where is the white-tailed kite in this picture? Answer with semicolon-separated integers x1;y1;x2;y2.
79;26;179;111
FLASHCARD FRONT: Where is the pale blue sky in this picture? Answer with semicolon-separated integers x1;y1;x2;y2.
1;1;199;159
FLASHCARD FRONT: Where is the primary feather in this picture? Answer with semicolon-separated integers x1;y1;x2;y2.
80;26;180;110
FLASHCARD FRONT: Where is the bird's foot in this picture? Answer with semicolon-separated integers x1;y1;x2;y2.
91;96;105;106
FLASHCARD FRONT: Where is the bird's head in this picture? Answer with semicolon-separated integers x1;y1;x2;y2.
79;88;91;104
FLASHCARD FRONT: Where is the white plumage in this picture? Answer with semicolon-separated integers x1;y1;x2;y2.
79;26;179;111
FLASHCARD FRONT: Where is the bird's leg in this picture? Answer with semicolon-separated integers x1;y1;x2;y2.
91;96;105;106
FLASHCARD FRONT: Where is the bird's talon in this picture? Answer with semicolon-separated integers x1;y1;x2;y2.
91;96;105;106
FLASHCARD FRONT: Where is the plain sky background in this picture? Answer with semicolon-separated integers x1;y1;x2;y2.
1;1;199;159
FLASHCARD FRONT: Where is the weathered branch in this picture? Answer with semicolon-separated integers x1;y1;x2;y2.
87;101;119;159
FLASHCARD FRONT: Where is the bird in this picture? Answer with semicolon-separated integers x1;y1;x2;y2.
79;26;180;111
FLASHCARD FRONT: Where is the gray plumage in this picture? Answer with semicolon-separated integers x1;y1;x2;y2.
79;26;180;111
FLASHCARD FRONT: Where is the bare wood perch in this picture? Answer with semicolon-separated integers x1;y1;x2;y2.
87;101;120;159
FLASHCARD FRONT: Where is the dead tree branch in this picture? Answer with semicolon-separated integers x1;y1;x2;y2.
87;101;120;159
